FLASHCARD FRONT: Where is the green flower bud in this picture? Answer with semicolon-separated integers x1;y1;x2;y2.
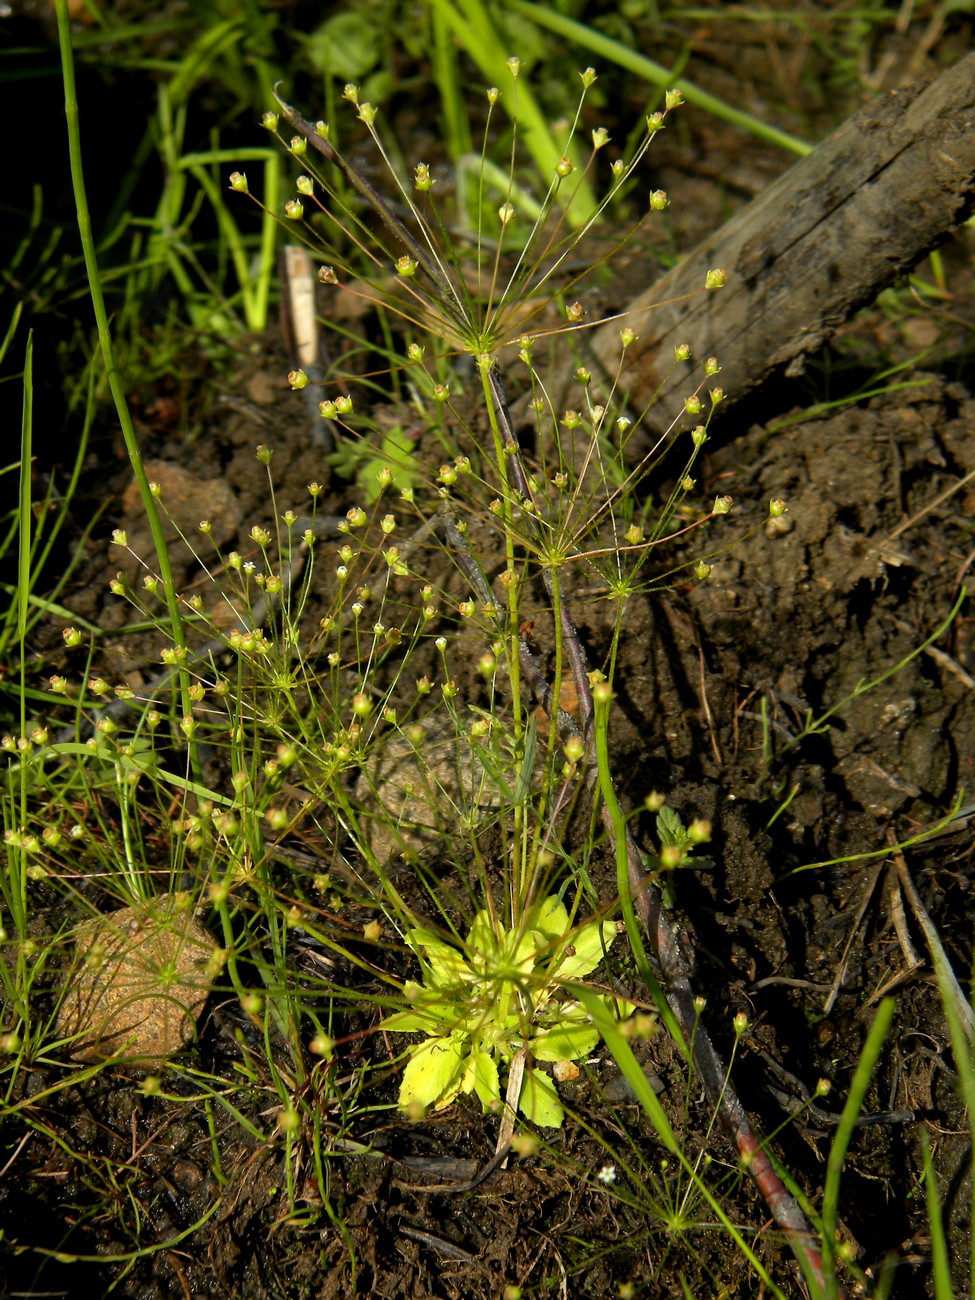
289;136;307;157
769;498;788;518
665;89;684;111
713;495;733;515
350;693;372;717
284;199;304;220
591;127;609;150
660;844;683;870
580;67;597;89
705;268;726;289
414;162;433;191
395;255;417;277
260;112;278;131
296;175;314;196
592;681;614;706
555;156;574;178
684;395;703;416
289;369;309;390
649;189;669;210
229;171;248;193
319;266;339;285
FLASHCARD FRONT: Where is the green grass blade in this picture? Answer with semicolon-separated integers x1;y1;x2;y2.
506;0;812;157
820;997;896;1297
428;0;598;225
17;334;32;650
55;0;198;766
921;1131;954;1300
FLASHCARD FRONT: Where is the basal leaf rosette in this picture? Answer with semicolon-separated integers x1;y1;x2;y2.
385;896;630;1127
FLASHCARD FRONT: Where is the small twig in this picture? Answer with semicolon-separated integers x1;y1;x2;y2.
886;860;922;970
395;1142;512;1195
758;1050;915;1129
397;1225;478;1261
885;614;975;690
824;864;883;1016
889;835;975;1047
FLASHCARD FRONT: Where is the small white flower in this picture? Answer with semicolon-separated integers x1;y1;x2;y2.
597;1164;617;1185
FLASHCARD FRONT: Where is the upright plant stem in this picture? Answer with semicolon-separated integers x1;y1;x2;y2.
484;373;843;1300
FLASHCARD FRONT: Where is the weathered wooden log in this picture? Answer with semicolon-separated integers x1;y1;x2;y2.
587;52;975;440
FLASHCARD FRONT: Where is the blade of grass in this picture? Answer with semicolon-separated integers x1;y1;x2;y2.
55;0;198;767
506;0;812;157
427;0;598;225
921;1131;954;1300
820;997;896;1299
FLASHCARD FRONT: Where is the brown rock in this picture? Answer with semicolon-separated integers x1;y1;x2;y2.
57;901;218;1063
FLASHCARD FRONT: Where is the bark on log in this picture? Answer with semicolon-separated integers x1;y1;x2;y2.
586;53;975;442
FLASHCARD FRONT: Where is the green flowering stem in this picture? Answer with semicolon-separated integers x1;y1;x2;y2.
55;0;198;774
592;684;684;1049
478;362;528;908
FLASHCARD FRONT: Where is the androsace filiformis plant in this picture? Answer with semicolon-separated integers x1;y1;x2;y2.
228;62;839;1295
384;894;633;1127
